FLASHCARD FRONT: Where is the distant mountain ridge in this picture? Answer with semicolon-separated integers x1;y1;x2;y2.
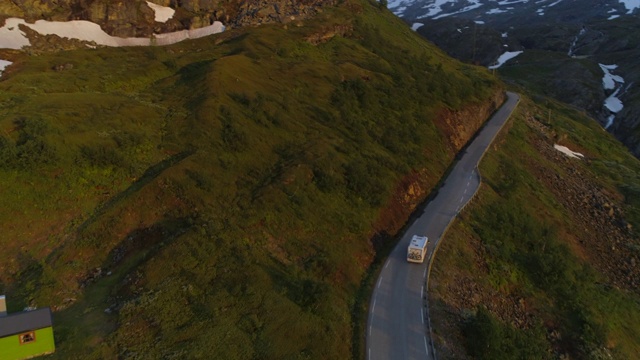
395;0;640;157
393;0;635;24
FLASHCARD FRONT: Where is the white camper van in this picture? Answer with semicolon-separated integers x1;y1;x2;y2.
407;235;428;263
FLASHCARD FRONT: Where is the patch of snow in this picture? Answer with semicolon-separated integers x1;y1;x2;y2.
608;14;620;19
412;22;424;31
0;17;225;49
430;0;484;19
0;59;12;77
605;88;624;113
568;27;586;56
146;1;175;23
388;0;408;11
25;19;150;46
554;144;584;159
153;22;225;46
599;64;624;90
599;64;625;129
488;50;523;69
502;32;508;38
457;28;462;33
474;20;485;24
0;18;32;49
419;0;453;18
497;0;528;4
619;0;640;13
486;8;508;14
546;0;563;6
605;115;615;129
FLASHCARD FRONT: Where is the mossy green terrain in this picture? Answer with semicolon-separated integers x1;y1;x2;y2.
430;96;640;359
0;1;500;359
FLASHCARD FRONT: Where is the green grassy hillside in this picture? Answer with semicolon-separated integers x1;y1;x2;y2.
430;96;640;359
0;1;501;358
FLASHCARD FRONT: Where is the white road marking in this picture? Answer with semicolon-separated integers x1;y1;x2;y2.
423;267;427;278
421;307;424;324
369;347;371;360
384;261;389;269
369;325;372;336
377;277;382;289
373;298;377;312
424;336;429;355
421;285;424;299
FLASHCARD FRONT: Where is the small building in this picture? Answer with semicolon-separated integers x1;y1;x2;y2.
0;295;55;360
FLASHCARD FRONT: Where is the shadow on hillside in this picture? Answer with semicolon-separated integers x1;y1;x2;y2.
77;150;195;233
50;217;191;354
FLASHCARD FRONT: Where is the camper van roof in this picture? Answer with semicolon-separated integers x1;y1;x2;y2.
409;235;428;248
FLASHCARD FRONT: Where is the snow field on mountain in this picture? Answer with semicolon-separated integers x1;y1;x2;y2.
0;11;225;76
599;64;625;129
488;51;523;69
619;0;640;13
433;0;483;19
0;18;225;49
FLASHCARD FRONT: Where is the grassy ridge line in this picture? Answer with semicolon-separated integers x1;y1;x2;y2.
0;1;503;358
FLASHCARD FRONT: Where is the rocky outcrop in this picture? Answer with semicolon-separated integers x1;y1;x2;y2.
225;0;337;28
305;24;353;45
435;90;506;153
0;0;336;38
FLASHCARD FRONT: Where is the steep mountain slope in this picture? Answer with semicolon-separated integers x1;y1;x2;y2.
430;96;640;359
0;1;502;358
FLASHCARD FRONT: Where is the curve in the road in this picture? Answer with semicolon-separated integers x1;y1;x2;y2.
366;92;520;360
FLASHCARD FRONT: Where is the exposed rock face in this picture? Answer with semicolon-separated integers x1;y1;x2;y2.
0;0;336;37
435;90;506;153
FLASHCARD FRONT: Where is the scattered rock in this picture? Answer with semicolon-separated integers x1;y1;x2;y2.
52;63;74;71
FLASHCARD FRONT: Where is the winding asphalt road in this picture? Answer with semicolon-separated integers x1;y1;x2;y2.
366;92;520;360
